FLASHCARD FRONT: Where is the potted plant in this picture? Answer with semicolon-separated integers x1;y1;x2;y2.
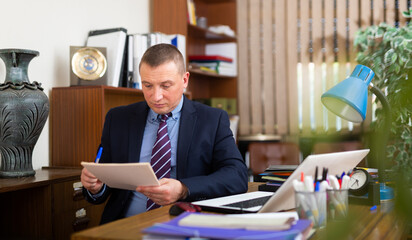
354;20;412;222
354;21;412;176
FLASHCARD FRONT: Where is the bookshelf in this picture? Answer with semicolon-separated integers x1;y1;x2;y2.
153;0;238;101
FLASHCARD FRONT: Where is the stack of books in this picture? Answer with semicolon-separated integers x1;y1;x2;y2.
257;165;298;192
189;55;236;76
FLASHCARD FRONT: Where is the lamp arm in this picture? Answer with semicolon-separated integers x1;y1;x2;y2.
369;84;392;182
369;84;392;124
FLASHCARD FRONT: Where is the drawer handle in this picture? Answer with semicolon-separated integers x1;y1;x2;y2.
72;216;90;231
73;181;84;201
73;208;90;231
73;189;84;201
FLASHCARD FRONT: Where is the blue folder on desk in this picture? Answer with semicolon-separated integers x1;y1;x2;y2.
142;212;312;240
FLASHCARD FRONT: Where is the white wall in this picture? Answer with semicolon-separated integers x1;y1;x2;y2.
0;0;150;169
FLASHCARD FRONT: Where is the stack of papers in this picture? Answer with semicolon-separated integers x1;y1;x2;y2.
81;162;159;190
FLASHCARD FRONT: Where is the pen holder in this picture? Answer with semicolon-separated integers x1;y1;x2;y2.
327;189;348;221
295;191;327;228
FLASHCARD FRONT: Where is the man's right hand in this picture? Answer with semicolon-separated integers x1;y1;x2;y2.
81;168;103;195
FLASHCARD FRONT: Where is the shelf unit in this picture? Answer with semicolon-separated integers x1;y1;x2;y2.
51;86;146;167
153;0;238;100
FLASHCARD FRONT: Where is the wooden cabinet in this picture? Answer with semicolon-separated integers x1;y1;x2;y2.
51;86;147;167
51;85;191;167
0;168;105;240
153;0;238;100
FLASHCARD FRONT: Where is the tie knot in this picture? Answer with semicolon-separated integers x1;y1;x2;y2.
160;113;171;122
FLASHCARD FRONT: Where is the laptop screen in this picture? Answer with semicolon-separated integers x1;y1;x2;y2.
193;149;369;213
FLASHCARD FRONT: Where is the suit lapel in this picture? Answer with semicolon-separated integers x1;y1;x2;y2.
128;103;149;163
177;96;197;178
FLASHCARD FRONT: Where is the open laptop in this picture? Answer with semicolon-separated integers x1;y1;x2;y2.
193;149;370;214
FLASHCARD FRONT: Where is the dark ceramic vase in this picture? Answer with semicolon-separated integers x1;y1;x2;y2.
0;49;49;177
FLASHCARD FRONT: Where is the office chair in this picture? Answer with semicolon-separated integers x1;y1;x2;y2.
312;140;365;166
248;142;300;181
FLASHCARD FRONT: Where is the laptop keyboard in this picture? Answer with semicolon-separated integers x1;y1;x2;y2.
223;195;272;209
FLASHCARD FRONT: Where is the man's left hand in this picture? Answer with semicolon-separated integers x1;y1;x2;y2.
136;178;188;206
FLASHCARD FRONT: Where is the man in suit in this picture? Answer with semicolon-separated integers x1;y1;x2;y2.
81;43;248;224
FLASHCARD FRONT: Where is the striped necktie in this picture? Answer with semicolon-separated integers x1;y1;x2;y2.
147;113;172;211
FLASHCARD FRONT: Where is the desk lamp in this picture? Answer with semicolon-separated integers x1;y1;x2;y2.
321;65;392;188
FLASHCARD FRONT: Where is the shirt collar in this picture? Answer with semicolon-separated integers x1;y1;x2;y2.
149;95;184;123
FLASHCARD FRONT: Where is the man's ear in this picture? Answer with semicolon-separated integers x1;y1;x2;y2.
183;72;190;88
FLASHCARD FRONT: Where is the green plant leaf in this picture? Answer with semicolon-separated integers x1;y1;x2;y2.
384;49;397;66
399;52;410;64
401;130;412;140
405;59;412;68
391;36;404;49
403;39;412;52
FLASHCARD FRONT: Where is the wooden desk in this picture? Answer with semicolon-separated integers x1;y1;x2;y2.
71;182;408;240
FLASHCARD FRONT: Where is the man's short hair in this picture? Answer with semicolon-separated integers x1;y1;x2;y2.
139;43;185;74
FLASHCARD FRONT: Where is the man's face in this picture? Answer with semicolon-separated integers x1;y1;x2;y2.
140;61;189;115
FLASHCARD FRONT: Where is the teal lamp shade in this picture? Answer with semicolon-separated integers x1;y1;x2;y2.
321;65;375;123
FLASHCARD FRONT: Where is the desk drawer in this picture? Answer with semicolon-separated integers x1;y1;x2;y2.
53;204;105;240
53;178;90;214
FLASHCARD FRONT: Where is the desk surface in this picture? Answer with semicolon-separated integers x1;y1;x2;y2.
0;167;81;193
71;182;408;240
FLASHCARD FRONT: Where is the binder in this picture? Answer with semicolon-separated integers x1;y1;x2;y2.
87;27;127;87
131;34;148;89
167;34;186;63
126;35;134;88
130;33;186;89
142;212;312;240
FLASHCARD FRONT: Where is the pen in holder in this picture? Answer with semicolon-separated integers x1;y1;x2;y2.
327;189;348;221
295;190;327;228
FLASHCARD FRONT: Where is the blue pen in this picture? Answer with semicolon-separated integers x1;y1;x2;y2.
94;146;103;163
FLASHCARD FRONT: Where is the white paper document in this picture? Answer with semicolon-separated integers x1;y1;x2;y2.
81;162;160;190
178;212;297;231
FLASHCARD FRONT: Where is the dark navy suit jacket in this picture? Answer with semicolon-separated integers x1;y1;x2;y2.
84;96;248;224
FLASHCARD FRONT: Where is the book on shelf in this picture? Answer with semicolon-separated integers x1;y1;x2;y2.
189;62;236;76
186;0;197;25
189;60;234;68
189;54;236;76
194;98;237;115
86;27;128;87
189;55;233;63
206;42;238;76
254;165;296;182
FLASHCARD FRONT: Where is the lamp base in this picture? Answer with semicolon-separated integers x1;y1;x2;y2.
349;182;380;205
